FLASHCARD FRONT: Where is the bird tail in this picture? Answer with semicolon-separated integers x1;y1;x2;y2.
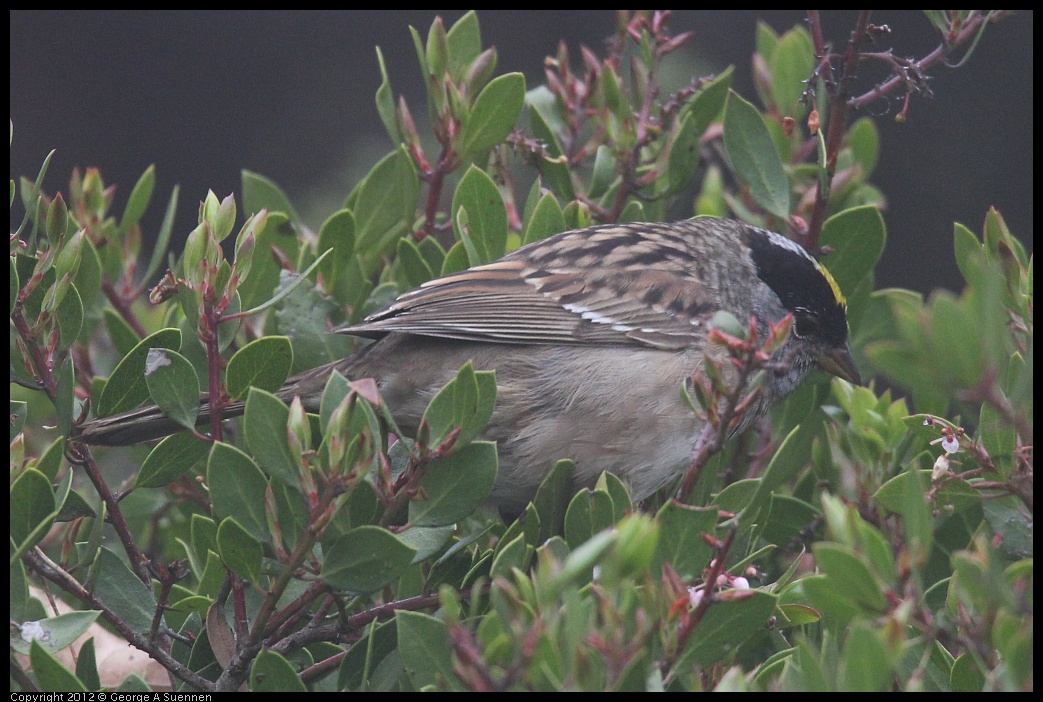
74;397;248;446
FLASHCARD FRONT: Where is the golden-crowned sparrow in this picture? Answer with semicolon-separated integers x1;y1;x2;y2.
77;217;860;513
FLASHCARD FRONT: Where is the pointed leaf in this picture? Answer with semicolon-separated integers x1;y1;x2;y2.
461;72;525;156
523;191;566;246
29;639;88;693
724;90;789;218
118;164;156;235
452;165;508;262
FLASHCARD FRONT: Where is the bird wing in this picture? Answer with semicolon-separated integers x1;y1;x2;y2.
341;224;719;350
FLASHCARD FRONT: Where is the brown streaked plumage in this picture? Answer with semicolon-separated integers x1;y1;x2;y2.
77;218;860;514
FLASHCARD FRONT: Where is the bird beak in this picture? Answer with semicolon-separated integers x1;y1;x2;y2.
818;344;862;385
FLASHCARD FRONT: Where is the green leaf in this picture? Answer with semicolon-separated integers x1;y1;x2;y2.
419;361;497;449
52;229;84;289
90;547;157;634
208;441;269;540
619;199;645;223
776;603;821;627
55;354;76;436
527;98;575;201
741;425;807;523
141;184;180;285
190;514;219;568
755;21;780;64
11;399;27;441
982;497;1032;560
723;90;789;218
847;117;879;178
218;517;263;583
54;282;83;349
819;206;887;299
409;441;498;527
250;648;307;692
226;336;293;401
665;111;701;196
979;391;1015;478
373;47;400;145
812;542;885;611
599;61;625;117
440;239;470;276
264;255;348;371
454;207;482;266
10;255;18;315
768;27;815;118
242;169;301;227
244;388;297;486
489;532;529;579
762;495;819;548
396;236;435;288
35;436;65;482
425;16;449;78
103;308;140;357
839;621;894;691
461;72;525;156
95;328;181;417
74;637;101;692
532;459;576;544
950;652;986;692
136;432;210;488
337;619;397;691
652;501;716;580
597;471;632;521
118;164;155;235
452;165;508;263
12;611;101;657
143;348;200;431
446;11;482;79
563;488;614;550
587;145;615;200
498;500;541;552
396;610;459;690
684;65;734;136
10;468;55;552
352;148;419;258
29;639;88;693
322;526;417;593
45;192;70;240
953;222;982;285
417;234;446;273
396;525;455;563
317;209;356;292
671;590;778;671
217;289;242;352
929;291;983;386
55;488;95;524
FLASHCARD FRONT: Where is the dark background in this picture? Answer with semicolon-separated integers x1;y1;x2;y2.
10;11;1033;294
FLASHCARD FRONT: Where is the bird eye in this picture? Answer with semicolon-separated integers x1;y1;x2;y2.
794;314;820;338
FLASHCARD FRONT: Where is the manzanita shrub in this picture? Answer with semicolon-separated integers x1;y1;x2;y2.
11;11;1030;692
